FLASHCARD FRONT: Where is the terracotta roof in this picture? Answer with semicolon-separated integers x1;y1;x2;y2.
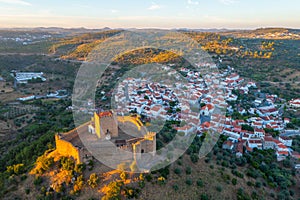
279;136;291;141
264;136;274;142
277;151;289;155
249;139;262;144
278;144;287;149
98;111;113;117
202;103;214;111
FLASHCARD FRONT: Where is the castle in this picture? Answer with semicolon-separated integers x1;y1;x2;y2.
55;111;156;164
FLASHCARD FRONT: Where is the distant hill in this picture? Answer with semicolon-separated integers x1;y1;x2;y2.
220;28;300;40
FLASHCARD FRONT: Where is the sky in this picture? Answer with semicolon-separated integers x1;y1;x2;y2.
0;0;299;29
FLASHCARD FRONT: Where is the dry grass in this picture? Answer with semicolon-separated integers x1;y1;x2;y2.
139;155;273;200
0;82;14;93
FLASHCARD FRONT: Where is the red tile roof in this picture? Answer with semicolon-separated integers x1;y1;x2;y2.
277;151;289;155
98;111;113;117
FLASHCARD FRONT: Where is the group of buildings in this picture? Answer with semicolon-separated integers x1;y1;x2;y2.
217;68;299;162
11;70;46;84
17;90;68;102
114;79;180;121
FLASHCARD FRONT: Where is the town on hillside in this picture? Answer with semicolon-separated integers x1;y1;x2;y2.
67;62;300;170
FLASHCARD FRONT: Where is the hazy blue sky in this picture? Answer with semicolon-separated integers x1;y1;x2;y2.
0;0;299;29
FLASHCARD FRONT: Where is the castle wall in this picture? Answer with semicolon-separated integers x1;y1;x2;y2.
94;113;101;138
117;116;143;131
55;134;81;164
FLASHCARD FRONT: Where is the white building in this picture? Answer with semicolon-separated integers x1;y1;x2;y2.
12;72;46;84
247;138;263;150
279;136;293;147
263;136;275;150
289;99;300;108
17;95;35;101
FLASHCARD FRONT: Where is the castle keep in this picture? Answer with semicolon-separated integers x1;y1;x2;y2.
91;111;118;139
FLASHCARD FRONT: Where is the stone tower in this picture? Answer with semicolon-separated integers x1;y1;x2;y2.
94;111;118;139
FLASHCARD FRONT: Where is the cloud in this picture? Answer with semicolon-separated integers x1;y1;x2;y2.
111;9;119;13
0;0;31;6
219;0;238;5
148;3;162;10
187;0;199;5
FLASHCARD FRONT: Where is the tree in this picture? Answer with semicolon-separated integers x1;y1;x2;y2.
88;173;99;188
242;124;254;132
185;178;193;186
73;175;84;194
120;172;128;182
186;166;192;175
190;153;199;163
60;157;75;171
174;168;181;175
6;163;25;175
200;194;209;200
102;181;122;200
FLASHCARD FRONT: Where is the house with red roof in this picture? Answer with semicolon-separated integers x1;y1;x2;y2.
254;128;265;138
279;136;293;147
247;138;263;150
284;118;291;125
200;104;214;116
226;73;240;81
275;143;289;152
222;140;234;150
150;105;163;117
289;98;300;108
276;151;289;161
252;121;263;129
223;128;240;140
263;136;275;150
241;131;254;141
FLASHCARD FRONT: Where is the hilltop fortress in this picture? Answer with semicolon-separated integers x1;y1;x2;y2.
55;111;156;165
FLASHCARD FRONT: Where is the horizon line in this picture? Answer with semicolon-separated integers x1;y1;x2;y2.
0;26;299;31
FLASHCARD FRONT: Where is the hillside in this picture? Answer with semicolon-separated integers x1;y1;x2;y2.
2;135;299;200
50;29;300;100
220;28;300;40
49;30;123;60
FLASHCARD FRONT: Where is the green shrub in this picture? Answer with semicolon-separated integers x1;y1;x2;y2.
25;188;30;194
145;174;152;182
186;166;192;175
185;178;192;186
197;179;204;187
190;154;199;163
174;168;181;175
255;181;261;188
232;178;237;185
172;184;179;191
216;185;222;192
200;194;209;200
